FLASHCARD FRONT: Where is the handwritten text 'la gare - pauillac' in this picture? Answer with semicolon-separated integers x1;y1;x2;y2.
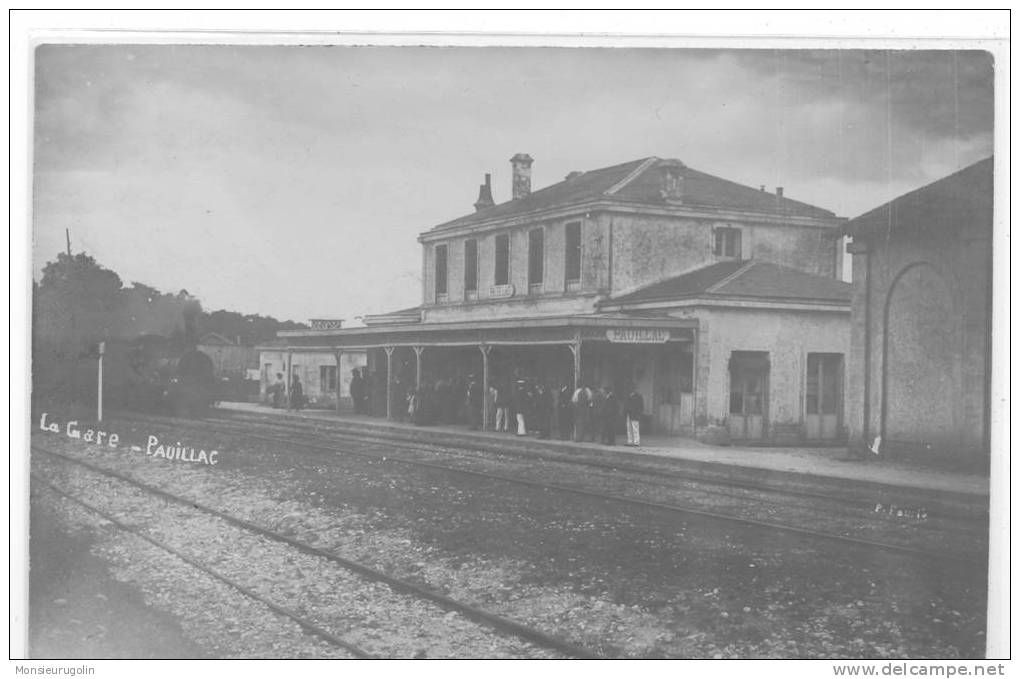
39;413;219;465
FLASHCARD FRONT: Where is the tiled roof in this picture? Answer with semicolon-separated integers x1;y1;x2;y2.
198;331;236;346
372;305;421;316
611;164;836;219
433;158;650;231
362;305;422;327
606;260;851;306
841;157;993;237
431;157;837;231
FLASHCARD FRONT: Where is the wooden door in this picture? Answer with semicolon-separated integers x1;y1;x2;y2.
728;353;769;441
805;353;843;441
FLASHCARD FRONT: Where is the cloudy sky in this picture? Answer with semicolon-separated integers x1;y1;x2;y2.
32;45;994;323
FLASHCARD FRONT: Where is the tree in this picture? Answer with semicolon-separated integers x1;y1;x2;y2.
33;252;124;406
34;252;123;345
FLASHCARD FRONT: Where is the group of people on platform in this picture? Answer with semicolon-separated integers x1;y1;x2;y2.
402;374;646;447
308;365;647;447
350;367;480;425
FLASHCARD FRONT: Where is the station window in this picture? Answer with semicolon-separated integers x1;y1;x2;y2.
714;227;742;258
464;239;478;293
528;228;544;288
565;221;581;284
320;365;337;392
434;244;448;297
494;233;510;286
806;353;842;415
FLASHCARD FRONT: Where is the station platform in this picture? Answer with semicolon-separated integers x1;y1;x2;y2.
217;402;991;518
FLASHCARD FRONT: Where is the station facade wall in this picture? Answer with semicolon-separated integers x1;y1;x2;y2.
607;213;843;296
421;209;843;323
680;306;850;444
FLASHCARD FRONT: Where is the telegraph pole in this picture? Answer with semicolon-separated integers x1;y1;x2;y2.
97;341;105;422
66;227;75;406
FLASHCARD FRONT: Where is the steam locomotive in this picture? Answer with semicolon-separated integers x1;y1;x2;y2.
64;335;217;418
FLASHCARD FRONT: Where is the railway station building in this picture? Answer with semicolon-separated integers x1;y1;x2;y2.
267;154;852;445
841;157;993;463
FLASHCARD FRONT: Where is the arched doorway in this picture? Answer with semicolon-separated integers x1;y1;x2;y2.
881;262;961;450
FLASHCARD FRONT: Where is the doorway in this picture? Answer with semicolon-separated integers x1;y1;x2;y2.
805;352;843;441
729;351;769;442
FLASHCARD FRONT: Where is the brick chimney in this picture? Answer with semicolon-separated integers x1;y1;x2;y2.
473;173;495;212
776;186;784;198
510;153;533;200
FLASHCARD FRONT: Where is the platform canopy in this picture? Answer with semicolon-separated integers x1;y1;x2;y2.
268;314;696;352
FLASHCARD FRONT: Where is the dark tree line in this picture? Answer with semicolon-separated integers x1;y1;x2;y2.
31;251;307;407
33;251;306;349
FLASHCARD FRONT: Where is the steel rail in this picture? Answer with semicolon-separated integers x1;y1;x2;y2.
113;403;979;519
151;408;990;521
68;410;987;567
103;403;987;519
210;413;875;508
205;413;977;525
33;444;604;660
233;429;986;569
32;474;375;659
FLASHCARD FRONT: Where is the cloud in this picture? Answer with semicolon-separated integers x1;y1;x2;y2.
31;45;995;321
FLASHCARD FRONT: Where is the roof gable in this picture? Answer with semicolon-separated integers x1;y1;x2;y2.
614;165;836;219
198;331;236;346
430;157;837;232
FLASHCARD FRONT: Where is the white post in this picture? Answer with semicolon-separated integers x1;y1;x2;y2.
571;332;582;390
285;349;293;410
334;350;343;414
384;347;395;420
97;341;105;423
480;344;491;430
413;346;424;388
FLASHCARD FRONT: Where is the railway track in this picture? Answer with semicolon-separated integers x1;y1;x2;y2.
206;411;905;511
33;475;372;659
129;408;990;524
206;412;985;529
33;444;603;659
92;409;985;569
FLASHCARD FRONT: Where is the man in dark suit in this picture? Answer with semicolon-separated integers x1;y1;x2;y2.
601;386;619;445
349;368;364;413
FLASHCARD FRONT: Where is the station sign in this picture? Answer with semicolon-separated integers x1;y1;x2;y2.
489;284;516;299
310;319;345;331
605;328;671;343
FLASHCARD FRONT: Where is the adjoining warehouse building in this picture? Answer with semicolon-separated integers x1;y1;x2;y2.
841;157;993;463
265;154;852;444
